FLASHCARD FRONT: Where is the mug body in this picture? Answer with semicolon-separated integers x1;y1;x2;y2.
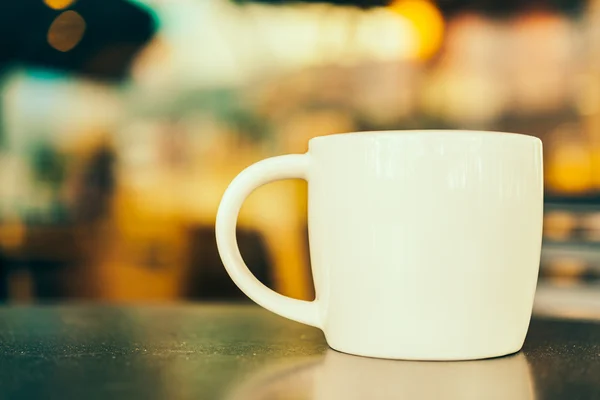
307;130;543;360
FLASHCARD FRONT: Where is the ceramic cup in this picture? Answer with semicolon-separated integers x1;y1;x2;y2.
216;130;543;360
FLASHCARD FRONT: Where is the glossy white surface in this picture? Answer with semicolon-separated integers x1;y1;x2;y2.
216;130;544;360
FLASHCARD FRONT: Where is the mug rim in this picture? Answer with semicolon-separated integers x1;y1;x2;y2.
309;130;541;145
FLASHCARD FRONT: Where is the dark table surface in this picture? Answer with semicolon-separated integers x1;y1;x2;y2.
0;304;598;400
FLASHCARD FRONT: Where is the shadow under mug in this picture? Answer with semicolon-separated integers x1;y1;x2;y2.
217;130;544;360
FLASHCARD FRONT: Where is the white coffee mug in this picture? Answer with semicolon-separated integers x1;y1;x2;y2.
216;130;543;360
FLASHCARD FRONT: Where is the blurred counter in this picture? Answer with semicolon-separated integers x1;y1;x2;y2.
0;304;598;400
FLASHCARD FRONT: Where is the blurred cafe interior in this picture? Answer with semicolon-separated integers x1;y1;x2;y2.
0;0;600;314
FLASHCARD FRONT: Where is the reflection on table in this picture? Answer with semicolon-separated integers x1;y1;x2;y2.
228;350;534;400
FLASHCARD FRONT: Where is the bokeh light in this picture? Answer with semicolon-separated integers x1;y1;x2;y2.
44;0;78;10
47;10;86;52
547;125;594;194
389;0;444;60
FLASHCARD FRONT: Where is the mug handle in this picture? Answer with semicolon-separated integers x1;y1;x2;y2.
216;154;320;328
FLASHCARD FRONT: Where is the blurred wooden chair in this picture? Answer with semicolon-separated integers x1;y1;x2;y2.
62;133;190;301
94;152;313;301
73;119;314;301
92;182;191;301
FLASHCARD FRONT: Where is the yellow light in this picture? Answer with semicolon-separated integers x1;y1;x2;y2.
547;142;594;194
47;10;86;52
44;0;77;10
389;0;444;60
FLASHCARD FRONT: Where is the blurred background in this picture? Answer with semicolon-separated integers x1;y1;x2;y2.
0;0;599;311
